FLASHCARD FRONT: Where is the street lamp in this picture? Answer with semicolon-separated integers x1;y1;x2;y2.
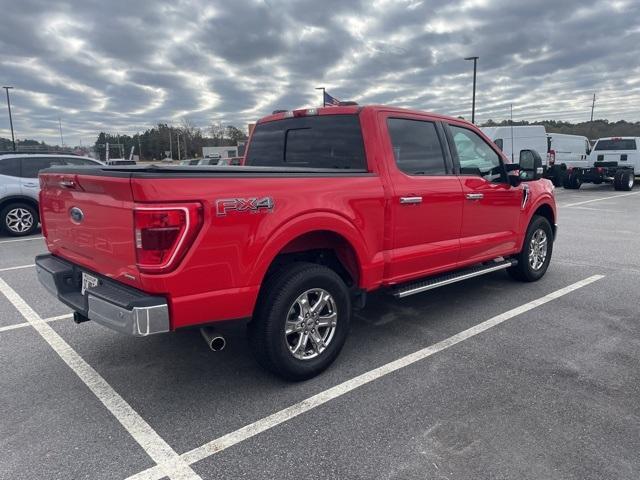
2;86;16;151
464;57;479;124
315;87;326;107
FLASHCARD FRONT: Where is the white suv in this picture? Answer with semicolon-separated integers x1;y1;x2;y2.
0;153;102;236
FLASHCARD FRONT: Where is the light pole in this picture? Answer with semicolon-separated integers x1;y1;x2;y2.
3;86;16;151
315;87;326;107
58;117;64;146
464;57;479;124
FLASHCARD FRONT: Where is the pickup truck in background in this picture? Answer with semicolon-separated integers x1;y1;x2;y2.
563;137;637;190
36;105;557;380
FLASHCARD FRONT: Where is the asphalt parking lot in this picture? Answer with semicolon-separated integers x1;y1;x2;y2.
1;185;639;480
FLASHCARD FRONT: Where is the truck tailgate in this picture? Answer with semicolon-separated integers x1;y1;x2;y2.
40;172;139;285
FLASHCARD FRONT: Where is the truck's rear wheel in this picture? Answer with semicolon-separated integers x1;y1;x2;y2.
248;262;351;381
507;215;554;282
614;171;634;191
563;172;581;189
1;203;39;237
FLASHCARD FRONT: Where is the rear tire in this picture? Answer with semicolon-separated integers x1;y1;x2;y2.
248;262;351;381
614;171;634;191
563;172;581;189
507;215;554;282
1;203;39;237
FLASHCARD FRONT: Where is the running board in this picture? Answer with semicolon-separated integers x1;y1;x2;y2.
392;259;516;299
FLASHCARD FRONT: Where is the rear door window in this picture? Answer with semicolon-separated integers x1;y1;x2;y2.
246;115;366;170
386;118;448;175
20;157;66;178
0;157;20;177
594;139;637;151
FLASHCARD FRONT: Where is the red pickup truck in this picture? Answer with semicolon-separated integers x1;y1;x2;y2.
36;105;557;380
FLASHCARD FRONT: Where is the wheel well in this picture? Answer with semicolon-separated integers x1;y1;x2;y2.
534;204;555;238
264;231;360;288
0;196;38;213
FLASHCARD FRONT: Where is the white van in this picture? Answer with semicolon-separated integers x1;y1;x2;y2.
481;125;565;184
481;126;548;164
547;133;591;169
589;137;640;175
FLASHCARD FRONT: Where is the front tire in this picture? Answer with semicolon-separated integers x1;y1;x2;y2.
1;203;39;237
508;215;554;282
248;262;351;381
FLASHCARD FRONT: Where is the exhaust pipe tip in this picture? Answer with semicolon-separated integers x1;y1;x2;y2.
200;327;226;351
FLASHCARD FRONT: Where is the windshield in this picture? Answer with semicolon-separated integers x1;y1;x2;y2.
245;115;366;170
594;139;637;151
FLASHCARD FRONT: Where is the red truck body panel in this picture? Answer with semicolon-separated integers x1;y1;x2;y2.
40;174;139;283
39;105;557;331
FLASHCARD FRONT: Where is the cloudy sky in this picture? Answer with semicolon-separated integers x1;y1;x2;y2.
1;0;639;145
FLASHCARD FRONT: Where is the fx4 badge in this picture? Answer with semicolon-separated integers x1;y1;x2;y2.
215;197;275;216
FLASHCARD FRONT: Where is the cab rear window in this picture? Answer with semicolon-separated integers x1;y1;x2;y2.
594;139;637;151
245;115;366;170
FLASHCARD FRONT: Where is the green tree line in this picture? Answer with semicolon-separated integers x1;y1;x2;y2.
93;121;247;161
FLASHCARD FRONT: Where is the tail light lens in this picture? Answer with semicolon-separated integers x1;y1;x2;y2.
134;203;203;273
548;149;556;165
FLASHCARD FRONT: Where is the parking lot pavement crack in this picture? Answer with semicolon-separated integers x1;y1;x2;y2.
0;278;202;480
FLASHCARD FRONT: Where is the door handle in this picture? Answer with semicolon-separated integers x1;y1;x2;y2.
465;193;484;200
400;196;423;204
23;183;38;188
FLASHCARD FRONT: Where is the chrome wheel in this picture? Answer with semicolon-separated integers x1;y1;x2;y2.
5;208;34;234
285;288;338;360
528;228;548;271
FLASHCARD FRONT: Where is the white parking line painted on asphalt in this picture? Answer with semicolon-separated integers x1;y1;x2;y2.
0;264;34;273
0;279;202;480
0;236;43;244
562;191;639;208
126;274;605;480
0;313;72;333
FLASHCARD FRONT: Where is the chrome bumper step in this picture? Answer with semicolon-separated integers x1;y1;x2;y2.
392;259;516;299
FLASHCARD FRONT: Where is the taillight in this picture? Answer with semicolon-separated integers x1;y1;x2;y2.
548;149;556;165
134;203;203;273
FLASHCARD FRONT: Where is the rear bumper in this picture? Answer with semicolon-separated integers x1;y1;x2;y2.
35;254;170;336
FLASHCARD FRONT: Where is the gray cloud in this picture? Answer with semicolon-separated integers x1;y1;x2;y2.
0;0;639;145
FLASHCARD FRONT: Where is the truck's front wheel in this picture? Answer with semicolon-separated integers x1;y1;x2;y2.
249;262;351;381
507;215;554;282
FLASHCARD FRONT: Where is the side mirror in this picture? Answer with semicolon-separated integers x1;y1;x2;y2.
519;149;544;181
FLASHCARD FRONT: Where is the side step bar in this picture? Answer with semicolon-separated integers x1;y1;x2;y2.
392;259;516;299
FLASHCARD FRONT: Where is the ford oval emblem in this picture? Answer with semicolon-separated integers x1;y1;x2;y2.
69;207;84;224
